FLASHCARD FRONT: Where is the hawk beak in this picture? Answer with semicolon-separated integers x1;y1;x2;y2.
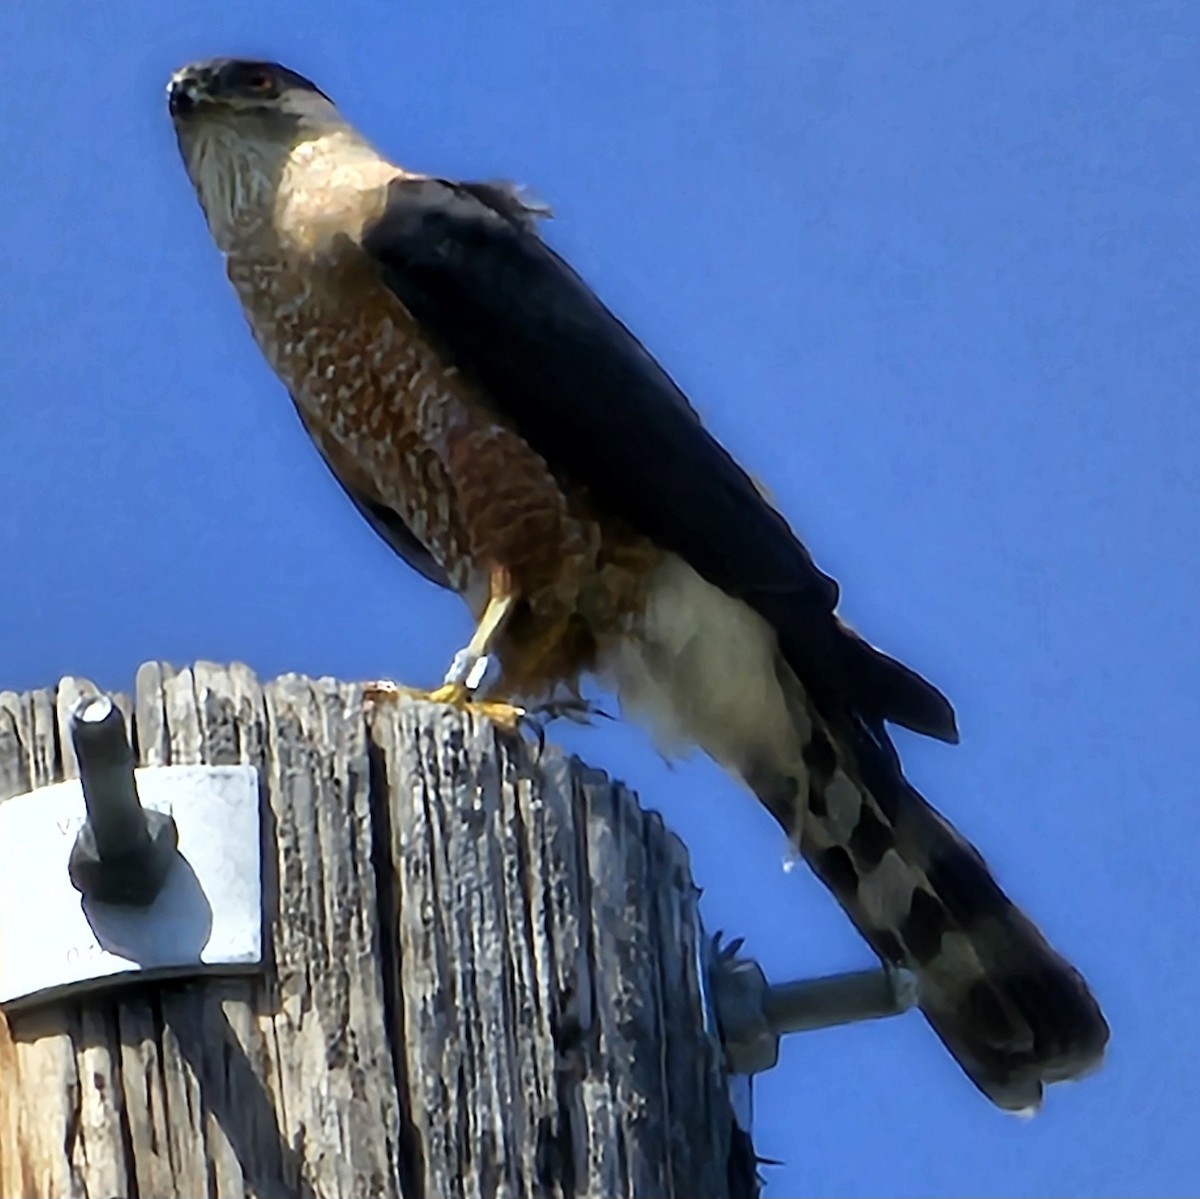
167;68;211;119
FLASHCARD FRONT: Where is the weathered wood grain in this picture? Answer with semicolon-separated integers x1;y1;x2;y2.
0;663;750;1198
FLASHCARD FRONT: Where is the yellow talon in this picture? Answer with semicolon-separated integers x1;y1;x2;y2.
460;699;527;734
364;679;525;733
427;681;470;706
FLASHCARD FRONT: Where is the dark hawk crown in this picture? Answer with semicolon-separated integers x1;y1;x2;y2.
219;59;330;101
175;58;332;106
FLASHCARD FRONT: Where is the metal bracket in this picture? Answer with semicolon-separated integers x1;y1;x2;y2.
710;938;919;1075
0;695;263;1009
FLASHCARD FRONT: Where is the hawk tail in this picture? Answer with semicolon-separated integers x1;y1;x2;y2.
766;680;1110;1111
610;555;1108;1109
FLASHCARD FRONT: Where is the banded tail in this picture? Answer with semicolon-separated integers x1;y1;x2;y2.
778;695;1108;1109
610;555;1109;1109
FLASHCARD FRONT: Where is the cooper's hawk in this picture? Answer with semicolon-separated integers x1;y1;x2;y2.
168;57;1108;1110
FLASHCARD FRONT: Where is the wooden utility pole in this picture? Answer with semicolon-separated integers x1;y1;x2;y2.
0;662;753;1198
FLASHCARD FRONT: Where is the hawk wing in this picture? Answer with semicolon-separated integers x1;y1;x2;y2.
359;176;1108;1109
328;467;451;589
291;392;451;589
360;175;957;746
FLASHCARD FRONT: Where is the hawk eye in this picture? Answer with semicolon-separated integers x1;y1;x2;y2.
242;67;274;92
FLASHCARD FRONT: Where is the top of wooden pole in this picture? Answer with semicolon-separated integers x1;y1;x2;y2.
0;661;756;1199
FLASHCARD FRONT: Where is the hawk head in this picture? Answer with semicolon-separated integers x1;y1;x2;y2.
168;58;352;244
168;58;332;122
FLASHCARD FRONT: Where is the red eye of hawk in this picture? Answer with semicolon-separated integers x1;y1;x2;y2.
244;67;274;92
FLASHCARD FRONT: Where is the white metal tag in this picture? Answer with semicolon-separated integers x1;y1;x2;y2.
0;764;262;1008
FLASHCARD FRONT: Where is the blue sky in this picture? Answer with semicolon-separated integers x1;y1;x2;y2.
1;3;1196;1194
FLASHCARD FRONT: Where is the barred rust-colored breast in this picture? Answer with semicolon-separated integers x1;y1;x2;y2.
225;243;658;698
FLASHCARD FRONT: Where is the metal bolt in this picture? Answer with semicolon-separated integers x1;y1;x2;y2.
712;946;919;1075
67;695;179;906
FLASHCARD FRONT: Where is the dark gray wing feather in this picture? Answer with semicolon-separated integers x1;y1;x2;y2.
361;176;955;741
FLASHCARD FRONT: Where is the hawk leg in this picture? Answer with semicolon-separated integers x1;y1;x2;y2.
427;568;525;728
367;565;527;732
431;563;518;703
